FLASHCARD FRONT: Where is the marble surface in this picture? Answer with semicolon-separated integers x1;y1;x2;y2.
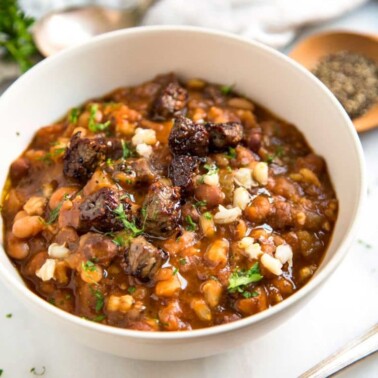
1;2;378;377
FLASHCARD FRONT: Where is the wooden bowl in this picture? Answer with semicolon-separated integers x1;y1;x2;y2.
289;31;378;132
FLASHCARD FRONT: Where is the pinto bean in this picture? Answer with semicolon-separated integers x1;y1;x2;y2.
195;184;224;208
12;215;44;239
49;187;78;210
6;232;29;260
245;196;271;223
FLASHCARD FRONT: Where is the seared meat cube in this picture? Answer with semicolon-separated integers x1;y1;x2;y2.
63;132;107;182
152;81;188;120
206;121;243;150
79;188;131;232
79;232;118;266
125;236;168;281
142;182;181;237
168;116;209;157
169;155;198;192
130;158;157;184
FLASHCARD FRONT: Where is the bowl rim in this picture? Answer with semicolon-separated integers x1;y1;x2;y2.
0;25;366;341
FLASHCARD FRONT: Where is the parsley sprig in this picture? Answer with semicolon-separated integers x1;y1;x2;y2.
228;263;263;293
88;104;110;133
114;204;143;237
0;0;38;72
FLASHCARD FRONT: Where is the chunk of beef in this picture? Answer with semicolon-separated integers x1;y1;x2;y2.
169;155;198;192
152;81;188;120
109;158;157;185
79;232;118;266
142;182;181;237
168;116;209;157
205;122;243;150
131;158;157;184
124;236;168;282
79;188;131;232
63;132;107;182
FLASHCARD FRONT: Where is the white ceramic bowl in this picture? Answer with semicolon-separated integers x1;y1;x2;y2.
0;26;365;361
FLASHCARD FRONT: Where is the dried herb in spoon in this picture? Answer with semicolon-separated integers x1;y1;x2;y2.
313;51;378;119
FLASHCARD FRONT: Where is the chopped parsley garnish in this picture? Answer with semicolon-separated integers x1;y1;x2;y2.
266;146;285;164
69;108;80;124
88;104;110;133
185;215;197;231
114;204;143;237
112;234;130;247
5;313;12;318
121;140;132;159
48;298;55;306
82;260;96;272
38;147;66;165
173;267;179;275
106;158;113;167
226;147;236;159
0;369;3;376
194;200;207;208
203;212;212;220
46;194;69;224
30;367;46;376
179;258;187;265
204;163;219;175
92;315;106;322
228;263;263;293
128;286;136;294
220;84;234;95
242;291;259;298
90;286;104;313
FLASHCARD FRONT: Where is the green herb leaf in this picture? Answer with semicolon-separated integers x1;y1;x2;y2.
220;84;234;95
203;212;212;220
265;145;285;164
69;108;80;124
88;104;110;133
114;204;143;237
228;263;263;292
204;163;219;175
173;267;179;275
121;140;132;159
128;286;136;294
185;215;197;232
194;200;207;208
242;291;259;298
226;147;236;159
90;286;104;313
82;260;96;272
5;313;12;318
46;194;69;224
92;314;106;322
179;258;187;265
0;0;38;72
0;368;3;376
30;367;46;376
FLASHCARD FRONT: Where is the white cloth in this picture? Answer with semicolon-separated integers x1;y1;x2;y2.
21;0;369;48
142;0;369;47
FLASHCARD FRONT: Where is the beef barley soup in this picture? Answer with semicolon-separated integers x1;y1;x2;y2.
1;74;338;331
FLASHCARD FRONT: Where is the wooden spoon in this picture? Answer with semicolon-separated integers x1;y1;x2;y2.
289;31;378;133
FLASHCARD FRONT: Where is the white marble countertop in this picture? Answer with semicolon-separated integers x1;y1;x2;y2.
0;2;378;377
